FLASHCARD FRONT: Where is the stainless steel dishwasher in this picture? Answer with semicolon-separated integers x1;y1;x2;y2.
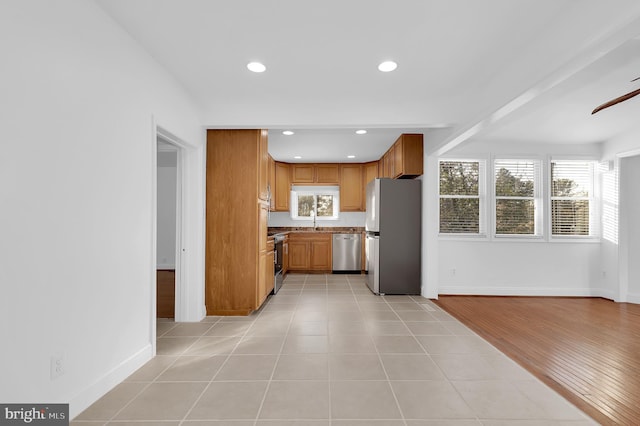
332;233;362;272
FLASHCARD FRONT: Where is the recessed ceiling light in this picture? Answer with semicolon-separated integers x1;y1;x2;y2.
378;61;397;72
282;130;294;135
294;155;302;159
247;62;266;73
347;155;356;159
355;130;367;135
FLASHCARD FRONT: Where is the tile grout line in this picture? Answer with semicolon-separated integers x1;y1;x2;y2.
370;287;409;426
250;273;301;426
176;303;264;425
101;319;223;425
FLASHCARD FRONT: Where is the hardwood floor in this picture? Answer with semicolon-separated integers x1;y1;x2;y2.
156;269;175;318
435;296;640;426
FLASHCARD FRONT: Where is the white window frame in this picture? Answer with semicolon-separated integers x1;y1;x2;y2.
290;189;340;221
492;158;543;239
549;159;598;240
438;159;486;237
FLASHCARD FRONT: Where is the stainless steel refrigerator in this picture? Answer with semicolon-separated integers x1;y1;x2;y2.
365;178;421;294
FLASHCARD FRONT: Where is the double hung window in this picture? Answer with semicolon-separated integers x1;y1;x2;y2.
290;187;340;221
494;160;540;236
551;160;594;236
439;160;484;234
439;158;596;239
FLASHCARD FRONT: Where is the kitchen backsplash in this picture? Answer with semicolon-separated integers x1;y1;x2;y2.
268;211;366;228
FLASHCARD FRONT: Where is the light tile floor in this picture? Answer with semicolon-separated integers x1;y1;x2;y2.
73;274;596;426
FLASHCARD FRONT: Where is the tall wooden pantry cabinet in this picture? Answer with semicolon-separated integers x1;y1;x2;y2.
205;129;273;315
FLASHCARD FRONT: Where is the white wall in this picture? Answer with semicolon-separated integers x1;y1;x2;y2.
0;0;203;418
426;140;606;298
157;152;177;269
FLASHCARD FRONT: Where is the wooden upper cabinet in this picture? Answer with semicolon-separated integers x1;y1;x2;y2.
291;164;314;183
315;164;339;183
383;150;393;178
340;164;363;211
268;155;276;209
274;162;291;212
291;163;339;184
363;161;379;209
363;161;379;188
258;129;269;201
378;158;385;178
392;133;423;178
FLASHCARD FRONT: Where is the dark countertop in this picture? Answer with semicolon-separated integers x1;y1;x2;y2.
268;226;364;236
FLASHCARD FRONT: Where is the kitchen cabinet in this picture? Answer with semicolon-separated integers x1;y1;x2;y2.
259;132;269;202
291;164;314;183
269;155;276;210
287;233;332;272
316;164;340;183
288;240;309;270
383;147;394;178
392;133;423;178
363;161;379;187
291;163;339;184
205;129;271;315
258;238;275;306
274;162;290;211
363;161;378;208
310;236;331;270
339;164;363;211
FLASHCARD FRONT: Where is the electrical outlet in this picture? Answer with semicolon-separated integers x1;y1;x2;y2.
50;354;64;380
450;268;456;276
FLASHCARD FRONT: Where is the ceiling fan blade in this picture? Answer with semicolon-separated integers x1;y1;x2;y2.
592;87;640;114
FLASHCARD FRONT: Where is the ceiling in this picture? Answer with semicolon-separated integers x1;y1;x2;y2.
95;0;640;161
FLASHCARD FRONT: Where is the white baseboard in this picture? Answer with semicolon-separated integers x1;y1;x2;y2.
627;292;640;304
439;285;611;298
69;344;153;419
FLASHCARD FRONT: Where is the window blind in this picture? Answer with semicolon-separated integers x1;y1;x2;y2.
494;160;537;235
551;160;593;236
439;160;482;234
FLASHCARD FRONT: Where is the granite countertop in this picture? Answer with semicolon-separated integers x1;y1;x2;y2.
268;226;364;236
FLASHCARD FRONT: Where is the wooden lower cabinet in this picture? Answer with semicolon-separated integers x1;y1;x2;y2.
258;239;275;307
287;233;332;272
310;239;331;270
288;240;310;270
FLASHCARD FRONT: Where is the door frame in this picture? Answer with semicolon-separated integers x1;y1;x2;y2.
151;121;207;354
617;148;640;303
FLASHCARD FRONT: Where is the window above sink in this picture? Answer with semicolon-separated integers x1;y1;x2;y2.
290;186;340;221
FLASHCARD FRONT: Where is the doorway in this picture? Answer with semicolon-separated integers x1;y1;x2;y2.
619;153;640;302
156;137;180;319
156;141;178;318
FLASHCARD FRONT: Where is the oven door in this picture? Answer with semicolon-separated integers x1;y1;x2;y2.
273;239;284;294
